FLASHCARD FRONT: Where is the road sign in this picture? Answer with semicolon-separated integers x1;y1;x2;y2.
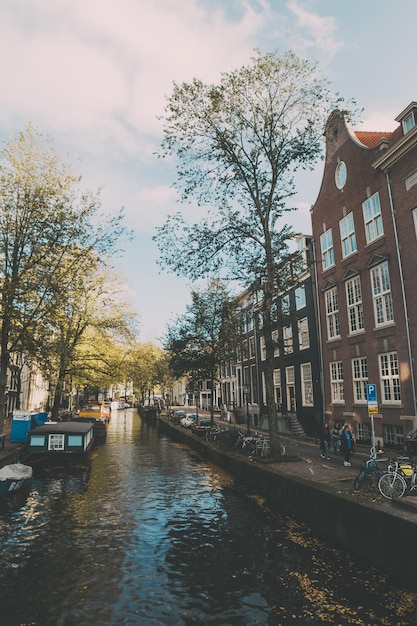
367;384;377;403
367;383;378;418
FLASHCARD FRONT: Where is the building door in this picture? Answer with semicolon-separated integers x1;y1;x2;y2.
287;385;296;412
286;366;296;413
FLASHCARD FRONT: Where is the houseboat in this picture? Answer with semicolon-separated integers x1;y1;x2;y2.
26;421;94;466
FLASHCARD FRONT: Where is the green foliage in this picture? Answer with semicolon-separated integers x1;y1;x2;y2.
127;342;171;401
0;124;132;424
164;279;242;395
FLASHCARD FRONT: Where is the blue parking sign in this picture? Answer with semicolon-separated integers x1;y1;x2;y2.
367;384;377;403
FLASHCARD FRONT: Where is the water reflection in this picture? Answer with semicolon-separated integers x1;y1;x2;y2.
0;409;416;625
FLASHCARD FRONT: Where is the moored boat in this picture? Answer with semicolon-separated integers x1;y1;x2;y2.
71;416;107;443
78;402;110;422
26;421;94;466
0;462;33;496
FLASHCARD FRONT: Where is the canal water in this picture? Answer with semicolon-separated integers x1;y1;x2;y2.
1;409;417;626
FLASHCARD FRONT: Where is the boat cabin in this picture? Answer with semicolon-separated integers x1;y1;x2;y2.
26;421;94;465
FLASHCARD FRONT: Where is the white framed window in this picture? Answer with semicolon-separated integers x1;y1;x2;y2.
403;112;415;134
286;365;295;385
272;330;280;357
384;425;404;446
346;276;364;334
325;287;340;340
274;369;281;386
352;357;368;403
295;285;306;310
371;261;394;326
320;229;334;270
257;311;263;329
285;366;296;412
362;192;384;243
413;207;417;238
242;339;249;360
249;336;255;358
298;317;310;350
48;434;65;451
356;422;371;442
301;363;314;406
273;369;282;408
379;352;401;403
260;336;266;361
247;312;254;331
330;361;344;403
283;325;293;354
339;212;357;258
281;294;290;315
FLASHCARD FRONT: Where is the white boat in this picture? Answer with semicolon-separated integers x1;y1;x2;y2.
0;462;33;496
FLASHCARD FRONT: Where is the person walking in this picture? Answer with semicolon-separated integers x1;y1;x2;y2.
331;422;341;455
319;422;331;460
340;424;354;466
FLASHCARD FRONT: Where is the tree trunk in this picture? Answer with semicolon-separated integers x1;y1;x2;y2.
0;316;11;434
262;266;282;457
210;372;215;426
51;360;67;420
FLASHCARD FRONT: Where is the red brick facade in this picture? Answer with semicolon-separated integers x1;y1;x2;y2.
311;105;417;448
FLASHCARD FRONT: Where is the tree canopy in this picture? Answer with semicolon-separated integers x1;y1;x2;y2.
154;50;353;455
164;280;242;421
0;124;131;426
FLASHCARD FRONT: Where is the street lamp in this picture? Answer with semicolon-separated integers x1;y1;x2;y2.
243;385;250;434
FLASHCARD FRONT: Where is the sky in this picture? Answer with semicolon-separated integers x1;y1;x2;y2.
0;0;414;344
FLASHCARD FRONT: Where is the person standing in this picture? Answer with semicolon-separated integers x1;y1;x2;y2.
340;424;354;466
331;422;341;454
319;422;331;460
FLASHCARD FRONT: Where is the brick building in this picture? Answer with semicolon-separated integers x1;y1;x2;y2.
219;236;323;437
311;103;417;449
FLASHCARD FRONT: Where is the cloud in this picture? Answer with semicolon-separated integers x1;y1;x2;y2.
0;0;268;156
286;0;344;61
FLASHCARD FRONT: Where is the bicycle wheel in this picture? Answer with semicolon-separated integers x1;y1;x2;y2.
354;468;367;491
370;470;384;491
378;472;407;499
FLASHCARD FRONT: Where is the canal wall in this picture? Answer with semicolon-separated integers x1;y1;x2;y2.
158;417;417;591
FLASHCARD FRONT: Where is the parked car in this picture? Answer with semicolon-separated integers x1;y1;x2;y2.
405;429;417;456
180;414;198;428
169;409;186;424
191;417;212;436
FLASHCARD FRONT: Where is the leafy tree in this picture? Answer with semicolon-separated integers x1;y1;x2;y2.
37;259;137;419
154;50;352;455
126;342;170;405
0;124;127;428
163;280;242;423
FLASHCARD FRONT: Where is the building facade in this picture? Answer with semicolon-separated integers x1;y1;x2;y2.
311;103;417;449
220;236;323;436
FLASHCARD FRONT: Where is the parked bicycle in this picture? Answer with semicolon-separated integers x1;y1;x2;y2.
377;456;417;500
353;455;385;492
236;431;285;458
205;425;228;443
